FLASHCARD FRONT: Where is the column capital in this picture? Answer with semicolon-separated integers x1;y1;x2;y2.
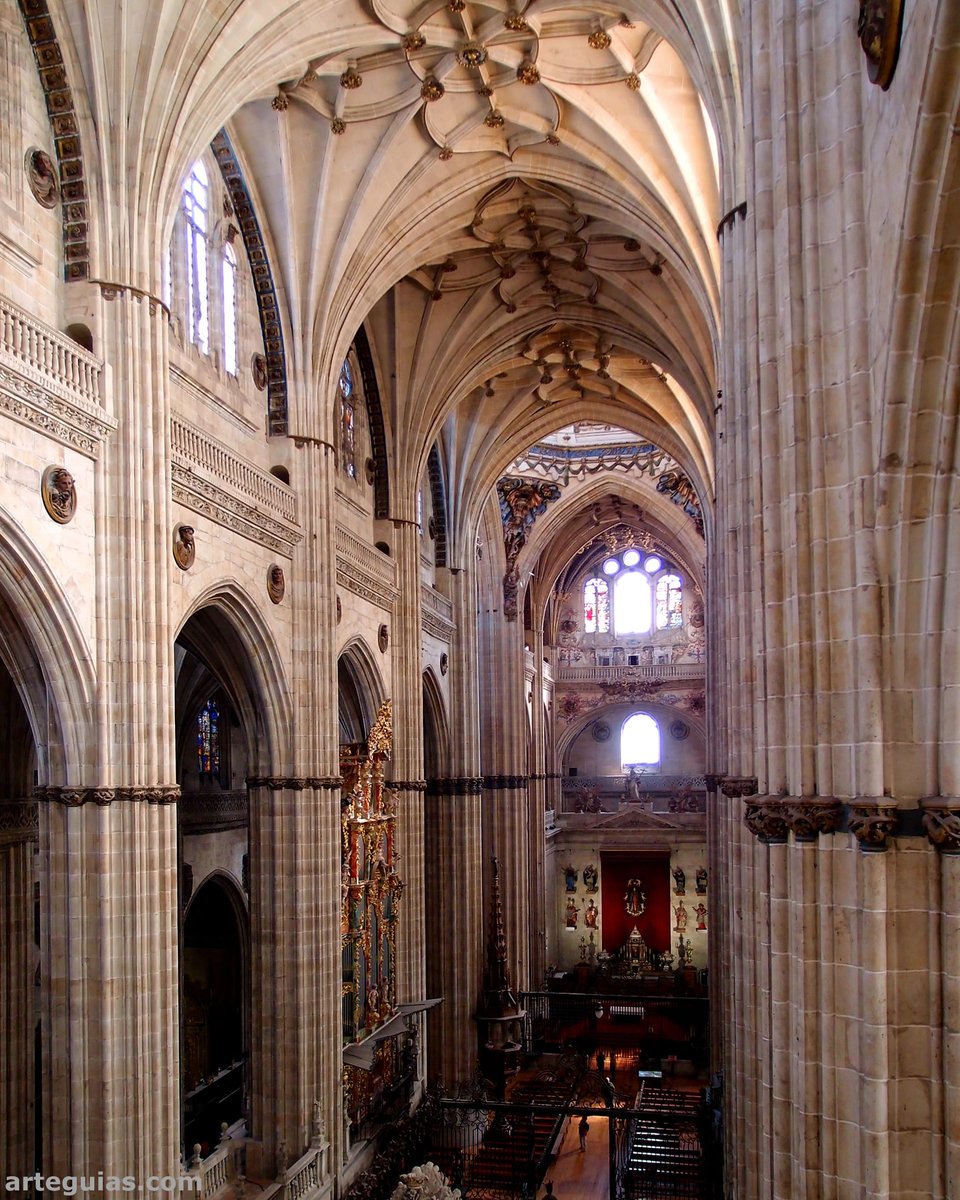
847;800;900;851
35;785;180;806
721;776;759;798
743;799;789;844
781;797;844;841
246;776;342;790
920;797;960;854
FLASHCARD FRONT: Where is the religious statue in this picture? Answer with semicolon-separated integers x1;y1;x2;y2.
672;866;686;894
26;147;59;208
676;934;690;968
623;877;646;916
563;865;578;892
565;897;579;928
694;903;707;930
624;768;641;801
582;863;598;893
673;902;688;932
267;564;285;604
696;867;708;894
584;899;598;928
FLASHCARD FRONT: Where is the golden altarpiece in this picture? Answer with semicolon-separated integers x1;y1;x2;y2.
340;701;408;1130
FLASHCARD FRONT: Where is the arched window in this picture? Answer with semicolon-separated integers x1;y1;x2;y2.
184;161;210;353
222;242;238;376
655;574;683;629
614;571;652;636
583;576;610;633
621;713;660;771
339;359;356;478
197;698;220;777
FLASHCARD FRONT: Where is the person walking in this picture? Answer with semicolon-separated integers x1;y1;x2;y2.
578;1115;589;1152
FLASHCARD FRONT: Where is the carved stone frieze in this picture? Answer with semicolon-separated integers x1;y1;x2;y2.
180;790;249;833
722;777;759;798
425;777;483;796
0;800;39;844
920;799;960;855
35;786;180;806
743;801;789;844
383;780;427;793
0;358;113;458
847;802;899;851
482;775;529;790
171;458;302;556
246;776;342;790
782;798;843;842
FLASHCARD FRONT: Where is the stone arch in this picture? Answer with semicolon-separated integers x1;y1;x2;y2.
353;324;390;520
175;583;292;777
421;667;449;779
426;444;448;568
879;21;960;795
338;637;386;743
0;510;94;787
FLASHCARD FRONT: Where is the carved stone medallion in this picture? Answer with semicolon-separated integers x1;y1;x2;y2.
252;352;268;390
267;564;285;604
858;1;904;90
336;594;342;624
378;623;389;652
26;148;59;209
440;652;449;675
41;465;76;524
173;524;196;570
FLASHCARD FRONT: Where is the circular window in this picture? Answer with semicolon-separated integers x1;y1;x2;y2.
622;549;640;567
643;555;662;573
602;557;620;575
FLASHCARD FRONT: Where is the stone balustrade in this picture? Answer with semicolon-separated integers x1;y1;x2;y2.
556;662;704;683
0;295;102;407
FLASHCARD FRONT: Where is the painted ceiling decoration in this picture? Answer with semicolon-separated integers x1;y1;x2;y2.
276;1;662;153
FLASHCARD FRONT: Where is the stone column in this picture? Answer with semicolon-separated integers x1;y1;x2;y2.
526;627;547;986
0;800;37;1177
38;284;181;1180
389;518;426;1013
424;568;483;1088
247;437;341;1176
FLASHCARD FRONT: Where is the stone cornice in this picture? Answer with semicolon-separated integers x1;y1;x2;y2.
180;790;249;832
0;799;39;843
425;777;484;796
247;776;342;790
35;786;180;806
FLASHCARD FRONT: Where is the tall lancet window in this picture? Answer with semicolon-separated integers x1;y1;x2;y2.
197;699;220;778
655;574;683;629
583;576;610;633
339;359;357;478
184;161;210;354
222;242;238;376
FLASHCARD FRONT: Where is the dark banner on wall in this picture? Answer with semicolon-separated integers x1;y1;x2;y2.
600;850;671;954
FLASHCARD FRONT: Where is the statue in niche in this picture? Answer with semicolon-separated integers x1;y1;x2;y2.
673;902;688;932
584;899;598;929
694;903;707;930
563;864;578;892
565;897;579;928
582;863;598;893
673;866;686;894
696;867;708;894
624;769;641;801
623;877;646;916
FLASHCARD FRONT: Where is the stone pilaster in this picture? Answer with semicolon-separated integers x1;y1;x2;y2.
0;801;37;1177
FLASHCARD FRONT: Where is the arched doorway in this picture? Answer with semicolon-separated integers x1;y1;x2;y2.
182;874;248;1153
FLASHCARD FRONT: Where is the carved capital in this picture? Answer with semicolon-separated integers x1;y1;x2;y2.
847;802;899;851
920;798;960;855
743;800;789;843
782;797;843;842
721;776;759;798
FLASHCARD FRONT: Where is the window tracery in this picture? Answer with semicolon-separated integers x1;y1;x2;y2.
184;161;210;353
339;358;357;479
580;554;682;638
196;699;220;777
222;242;238;376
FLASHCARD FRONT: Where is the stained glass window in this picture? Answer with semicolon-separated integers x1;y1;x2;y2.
655;574;683;629
197;699;220;776
621;713;660;771
583;576;609;633
614;571;652;635
339;360;356;478
184;162;209;354
222;243;238;376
